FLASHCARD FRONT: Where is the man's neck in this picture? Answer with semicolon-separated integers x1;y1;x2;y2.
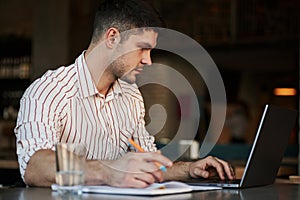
96;70;116;96
85;44;116;96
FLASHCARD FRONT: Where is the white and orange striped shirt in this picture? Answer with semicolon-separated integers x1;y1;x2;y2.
14;52;157;179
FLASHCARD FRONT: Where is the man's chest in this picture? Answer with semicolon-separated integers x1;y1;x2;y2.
60;96;142;142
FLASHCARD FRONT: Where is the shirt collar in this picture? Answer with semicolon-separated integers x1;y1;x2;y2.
103;80;123;101
77;51;99;98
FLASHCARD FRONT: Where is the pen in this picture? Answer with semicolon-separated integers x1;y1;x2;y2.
128;138;167;172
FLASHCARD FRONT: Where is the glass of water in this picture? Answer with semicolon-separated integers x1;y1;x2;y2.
55;143;86;195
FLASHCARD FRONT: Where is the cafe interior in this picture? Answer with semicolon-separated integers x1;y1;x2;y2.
0;0;299;187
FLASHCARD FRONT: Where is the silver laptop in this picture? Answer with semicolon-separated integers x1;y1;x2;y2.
185;104;297;188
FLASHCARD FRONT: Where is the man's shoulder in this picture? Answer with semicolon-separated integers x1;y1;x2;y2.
25;64;78;98
42;64;76;81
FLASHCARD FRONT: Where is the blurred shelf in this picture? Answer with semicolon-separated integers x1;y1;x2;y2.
0;160;18;169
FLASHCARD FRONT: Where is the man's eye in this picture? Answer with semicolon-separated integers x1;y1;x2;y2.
141;48;151;51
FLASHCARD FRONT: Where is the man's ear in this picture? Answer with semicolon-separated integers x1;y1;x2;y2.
105;28;120;48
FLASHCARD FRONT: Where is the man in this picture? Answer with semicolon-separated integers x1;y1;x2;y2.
15;0;234;188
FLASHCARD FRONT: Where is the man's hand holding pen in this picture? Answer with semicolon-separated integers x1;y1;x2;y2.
99;152;173;188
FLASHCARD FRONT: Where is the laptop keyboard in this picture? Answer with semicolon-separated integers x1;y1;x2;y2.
187;178;241;184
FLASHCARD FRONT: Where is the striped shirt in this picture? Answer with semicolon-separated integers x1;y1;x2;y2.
14;52;157;179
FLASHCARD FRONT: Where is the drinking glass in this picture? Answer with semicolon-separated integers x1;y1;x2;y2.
55;143;86;195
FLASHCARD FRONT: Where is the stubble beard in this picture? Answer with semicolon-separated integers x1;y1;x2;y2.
110;59;136;84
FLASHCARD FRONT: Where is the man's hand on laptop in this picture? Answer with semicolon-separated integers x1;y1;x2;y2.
189;156;235;180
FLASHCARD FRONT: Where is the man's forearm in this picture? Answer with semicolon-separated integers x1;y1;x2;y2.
24;150;173;187
24;150;110;187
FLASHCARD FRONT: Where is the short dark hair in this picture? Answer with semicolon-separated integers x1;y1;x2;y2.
91;0;164;43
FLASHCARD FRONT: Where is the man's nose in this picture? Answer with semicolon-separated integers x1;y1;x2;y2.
141;51;152;65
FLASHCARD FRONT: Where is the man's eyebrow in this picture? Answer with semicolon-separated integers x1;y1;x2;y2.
137;42;153;49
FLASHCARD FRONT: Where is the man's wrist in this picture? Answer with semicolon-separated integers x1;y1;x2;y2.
183;161;193;179
164;161;193;181
85;160;110;185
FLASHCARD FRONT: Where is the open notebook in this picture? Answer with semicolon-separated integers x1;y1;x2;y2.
52;181;221;196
